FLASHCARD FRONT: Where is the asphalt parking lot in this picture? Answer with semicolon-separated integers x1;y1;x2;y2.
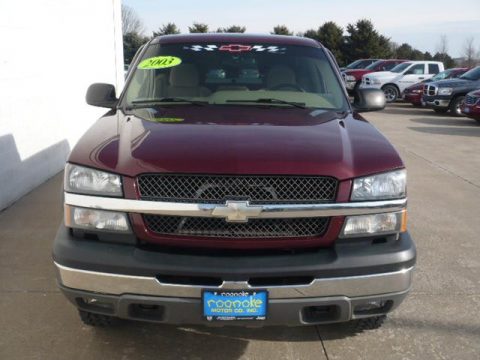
1;103;479;360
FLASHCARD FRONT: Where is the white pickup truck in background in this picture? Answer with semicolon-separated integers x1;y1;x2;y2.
360;61;445;102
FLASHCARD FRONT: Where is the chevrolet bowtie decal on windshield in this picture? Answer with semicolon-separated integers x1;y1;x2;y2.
184;44;286;53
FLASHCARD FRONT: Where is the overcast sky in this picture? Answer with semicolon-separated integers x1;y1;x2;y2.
124;0;480;58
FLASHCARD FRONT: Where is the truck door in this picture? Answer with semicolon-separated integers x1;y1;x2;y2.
398;64;427;92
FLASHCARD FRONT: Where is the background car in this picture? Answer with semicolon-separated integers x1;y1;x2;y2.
423;66;480;116
361;61;445;102
340;58;378;72
343;59;408;95
460;90;480;122
404;68;469;106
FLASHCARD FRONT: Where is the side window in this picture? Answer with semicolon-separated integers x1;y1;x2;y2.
383;62;397;71
407;64;425;75
428;64;440;75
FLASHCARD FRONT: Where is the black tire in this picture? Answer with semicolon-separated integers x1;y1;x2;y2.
433;108;448;114
449;96;465;117
351;315;386;332
382;85;399;103
79;310;117;327
352;81;361;97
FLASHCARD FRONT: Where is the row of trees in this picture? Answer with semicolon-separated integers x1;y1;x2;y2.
122;5;477;68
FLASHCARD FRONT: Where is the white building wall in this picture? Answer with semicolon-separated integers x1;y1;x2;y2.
0;0;124;210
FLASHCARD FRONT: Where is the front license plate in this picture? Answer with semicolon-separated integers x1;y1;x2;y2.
463;107;470;113
203;290;268;321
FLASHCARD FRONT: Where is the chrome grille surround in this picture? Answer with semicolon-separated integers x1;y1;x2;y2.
143;215;330;238
137;174;338;204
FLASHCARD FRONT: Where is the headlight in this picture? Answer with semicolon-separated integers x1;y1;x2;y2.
346;75;356;81
65;205;130;232
341;210;407;238
438;87;453;96
65;164;122;196
412;89;422;94
351;169;406;201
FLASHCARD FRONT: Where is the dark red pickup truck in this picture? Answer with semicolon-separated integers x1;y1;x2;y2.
53;34;415;329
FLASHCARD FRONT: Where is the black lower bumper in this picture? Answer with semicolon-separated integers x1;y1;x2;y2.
53;225;415;326
53;225;416;280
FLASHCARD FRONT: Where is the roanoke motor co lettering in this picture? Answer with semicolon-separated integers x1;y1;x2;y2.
207;296;264;314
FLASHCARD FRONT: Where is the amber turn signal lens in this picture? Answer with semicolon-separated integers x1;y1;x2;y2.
400;209;408;233
64;204;72;227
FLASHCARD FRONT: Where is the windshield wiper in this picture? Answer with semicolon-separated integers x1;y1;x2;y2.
125;97;207;110
226;98;306;109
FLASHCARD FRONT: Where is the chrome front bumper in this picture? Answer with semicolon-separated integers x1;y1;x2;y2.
64;193;407;220
55;262;414;299
426;99;450;108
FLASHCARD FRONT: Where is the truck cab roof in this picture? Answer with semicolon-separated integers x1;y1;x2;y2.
151;33;322;48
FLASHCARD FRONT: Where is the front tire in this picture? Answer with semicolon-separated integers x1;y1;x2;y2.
449;96;465;117
79;310;118;327
352;315;386;332
382;85;399;103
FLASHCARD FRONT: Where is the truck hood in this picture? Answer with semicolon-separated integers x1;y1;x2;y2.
430;78;475;88
344;69;374;79
405;79;431;92
68;106;403;181
365;71;398;80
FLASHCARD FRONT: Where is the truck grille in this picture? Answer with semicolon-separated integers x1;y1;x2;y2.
465;95;479;105
143;215;329;238
424;85;437;96
137;174;338;204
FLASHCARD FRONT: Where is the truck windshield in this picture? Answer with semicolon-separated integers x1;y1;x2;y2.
122;43;348;111
460;67;480;81
345;59;371;69
344;59;364;69
431;69;453;81
365;60;383;70
391;62;412;73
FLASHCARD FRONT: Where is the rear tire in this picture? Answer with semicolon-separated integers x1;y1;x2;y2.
382;85;399;103
79;310;117;327
449;96;465;117
434;108;448;114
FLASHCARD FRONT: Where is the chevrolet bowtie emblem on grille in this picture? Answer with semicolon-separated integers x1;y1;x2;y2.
211;201;263;222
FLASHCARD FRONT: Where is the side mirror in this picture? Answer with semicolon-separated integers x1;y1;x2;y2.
86;83;118;108
353;88;386;113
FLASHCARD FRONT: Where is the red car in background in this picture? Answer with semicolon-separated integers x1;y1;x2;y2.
404;68;469;106
461;90;480;123
343;59;408;94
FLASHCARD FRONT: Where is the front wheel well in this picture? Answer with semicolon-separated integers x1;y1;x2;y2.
381;83;400;92
451;93;467;100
